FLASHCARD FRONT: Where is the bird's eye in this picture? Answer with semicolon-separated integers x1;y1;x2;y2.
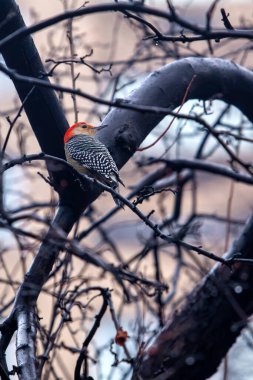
81;124;87;129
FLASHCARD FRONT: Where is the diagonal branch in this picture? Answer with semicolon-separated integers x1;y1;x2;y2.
132;214;253;380
1;2;253;380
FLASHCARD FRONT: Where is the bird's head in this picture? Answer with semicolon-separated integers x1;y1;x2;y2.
64;122;107;143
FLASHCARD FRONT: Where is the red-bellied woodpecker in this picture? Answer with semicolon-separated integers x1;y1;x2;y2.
64;122;124;206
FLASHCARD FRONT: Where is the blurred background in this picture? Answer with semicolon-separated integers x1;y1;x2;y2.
1;0;253;379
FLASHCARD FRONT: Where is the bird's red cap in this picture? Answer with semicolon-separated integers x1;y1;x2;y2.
64;122;94;143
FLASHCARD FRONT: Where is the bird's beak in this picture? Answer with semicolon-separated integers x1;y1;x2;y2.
93;124;108;131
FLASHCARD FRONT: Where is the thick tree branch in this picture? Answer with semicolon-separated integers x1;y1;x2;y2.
0;0;86;215
133;214;253;380
98;57;253;172
144;158;253;185
0;3;252;50
0;2;253;379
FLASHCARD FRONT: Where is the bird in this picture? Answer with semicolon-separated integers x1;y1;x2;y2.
64;121;124;206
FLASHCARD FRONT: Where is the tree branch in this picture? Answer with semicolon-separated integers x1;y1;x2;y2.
133;214;253;380
1;2;253;379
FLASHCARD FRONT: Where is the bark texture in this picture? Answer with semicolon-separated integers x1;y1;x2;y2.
132;216;253;379
1;2;253;379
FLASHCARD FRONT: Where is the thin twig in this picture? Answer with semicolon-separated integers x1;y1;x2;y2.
137;74;197;151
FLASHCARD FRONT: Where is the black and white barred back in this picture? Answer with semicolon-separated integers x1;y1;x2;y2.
65;134;123;189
